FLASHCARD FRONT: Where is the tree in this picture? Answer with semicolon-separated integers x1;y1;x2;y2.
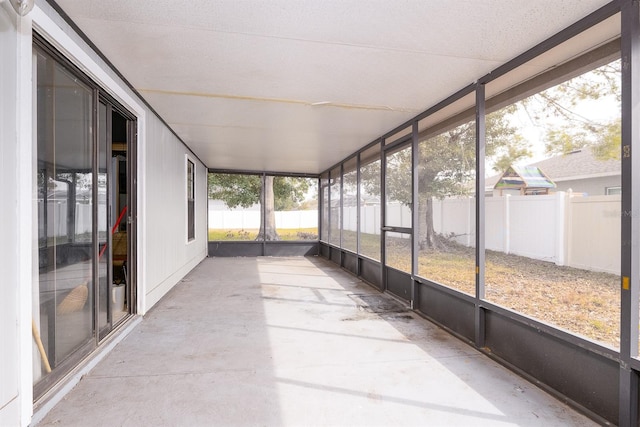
524;60;621;160
361;109;527;250
411;59;620;250
208;173;311;240
418;109;527;249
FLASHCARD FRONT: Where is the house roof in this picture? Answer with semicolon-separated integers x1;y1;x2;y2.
529;147;620;181
486;147;619;188
494;165;555;190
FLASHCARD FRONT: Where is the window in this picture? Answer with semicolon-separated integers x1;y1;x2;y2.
606;186;621;195
187;159;195;241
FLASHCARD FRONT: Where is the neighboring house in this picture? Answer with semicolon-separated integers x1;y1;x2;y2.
485;147;620;196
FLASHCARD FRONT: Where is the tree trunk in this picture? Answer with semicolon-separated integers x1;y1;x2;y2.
417;196;437;250
257;175;280;241
425;197;437;248
418;198;428;250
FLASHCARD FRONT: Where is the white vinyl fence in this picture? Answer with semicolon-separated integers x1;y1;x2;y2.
208;205;318;230
209;192;621;275
39;202;106;238
430;192;620;275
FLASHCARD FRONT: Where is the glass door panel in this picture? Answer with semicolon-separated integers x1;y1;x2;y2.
98;101;111;338
35;49;95;387
34;39;136;399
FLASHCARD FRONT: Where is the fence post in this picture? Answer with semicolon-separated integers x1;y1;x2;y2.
467;196;476;248
504;194;510;254
555;191;566;266
565;189;573;268
440;197;445;236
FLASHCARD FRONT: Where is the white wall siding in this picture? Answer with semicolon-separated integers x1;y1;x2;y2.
555;175;621;196
31;0;208;315
0;3;34;425
0;4;212;425
0;4;21;425
143;115;208;311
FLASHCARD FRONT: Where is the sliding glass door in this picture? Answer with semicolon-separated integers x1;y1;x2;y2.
34;38;136;399
34;46;95;393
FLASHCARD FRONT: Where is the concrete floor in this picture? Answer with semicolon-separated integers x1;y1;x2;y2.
36;256;596;427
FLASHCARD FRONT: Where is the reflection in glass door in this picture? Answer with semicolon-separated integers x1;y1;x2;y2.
34;39;136;399
97;101;110;338
34;47;95;394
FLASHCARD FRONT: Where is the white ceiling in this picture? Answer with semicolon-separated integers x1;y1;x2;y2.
52;0;612;174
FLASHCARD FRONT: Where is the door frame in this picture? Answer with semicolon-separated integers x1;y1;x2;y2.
96;97;137;342
381;136;414;302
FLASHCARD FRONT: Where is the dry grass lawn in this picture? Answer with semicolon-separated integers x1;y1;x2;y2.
389;238;621;349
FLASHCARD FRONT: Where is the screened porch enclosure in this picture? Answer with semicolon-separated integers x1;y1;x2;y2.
205;4;637;425
7;0;640;426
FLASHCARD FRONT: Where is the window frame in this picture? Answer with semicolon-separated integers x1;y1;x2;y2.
186;156;196;242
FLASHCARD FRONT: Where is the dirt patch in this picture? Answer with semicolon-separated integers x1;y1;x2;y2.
349;294;409;314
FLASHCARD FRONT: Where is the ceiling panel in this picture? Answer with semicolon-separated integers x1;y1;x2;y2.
52;0;612;173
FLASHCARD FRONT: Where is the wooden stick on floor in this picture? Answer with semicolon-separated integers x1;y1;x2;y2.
32;318;52;373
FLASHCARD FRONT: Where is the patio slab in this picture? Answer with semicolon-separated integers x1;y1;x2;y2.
36;256;596;426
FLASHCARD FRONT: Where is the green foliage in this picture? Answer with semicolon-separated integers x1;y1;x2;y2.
359;160;381;197
386;147;413;204
273;176;311;210
361;106;529;209
492;136;532;173
529;60;621;158
486;109;531;173
544;119;621;160
208;173;312;210
376;108;526;206
591;121;621;160
208;173;261;208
